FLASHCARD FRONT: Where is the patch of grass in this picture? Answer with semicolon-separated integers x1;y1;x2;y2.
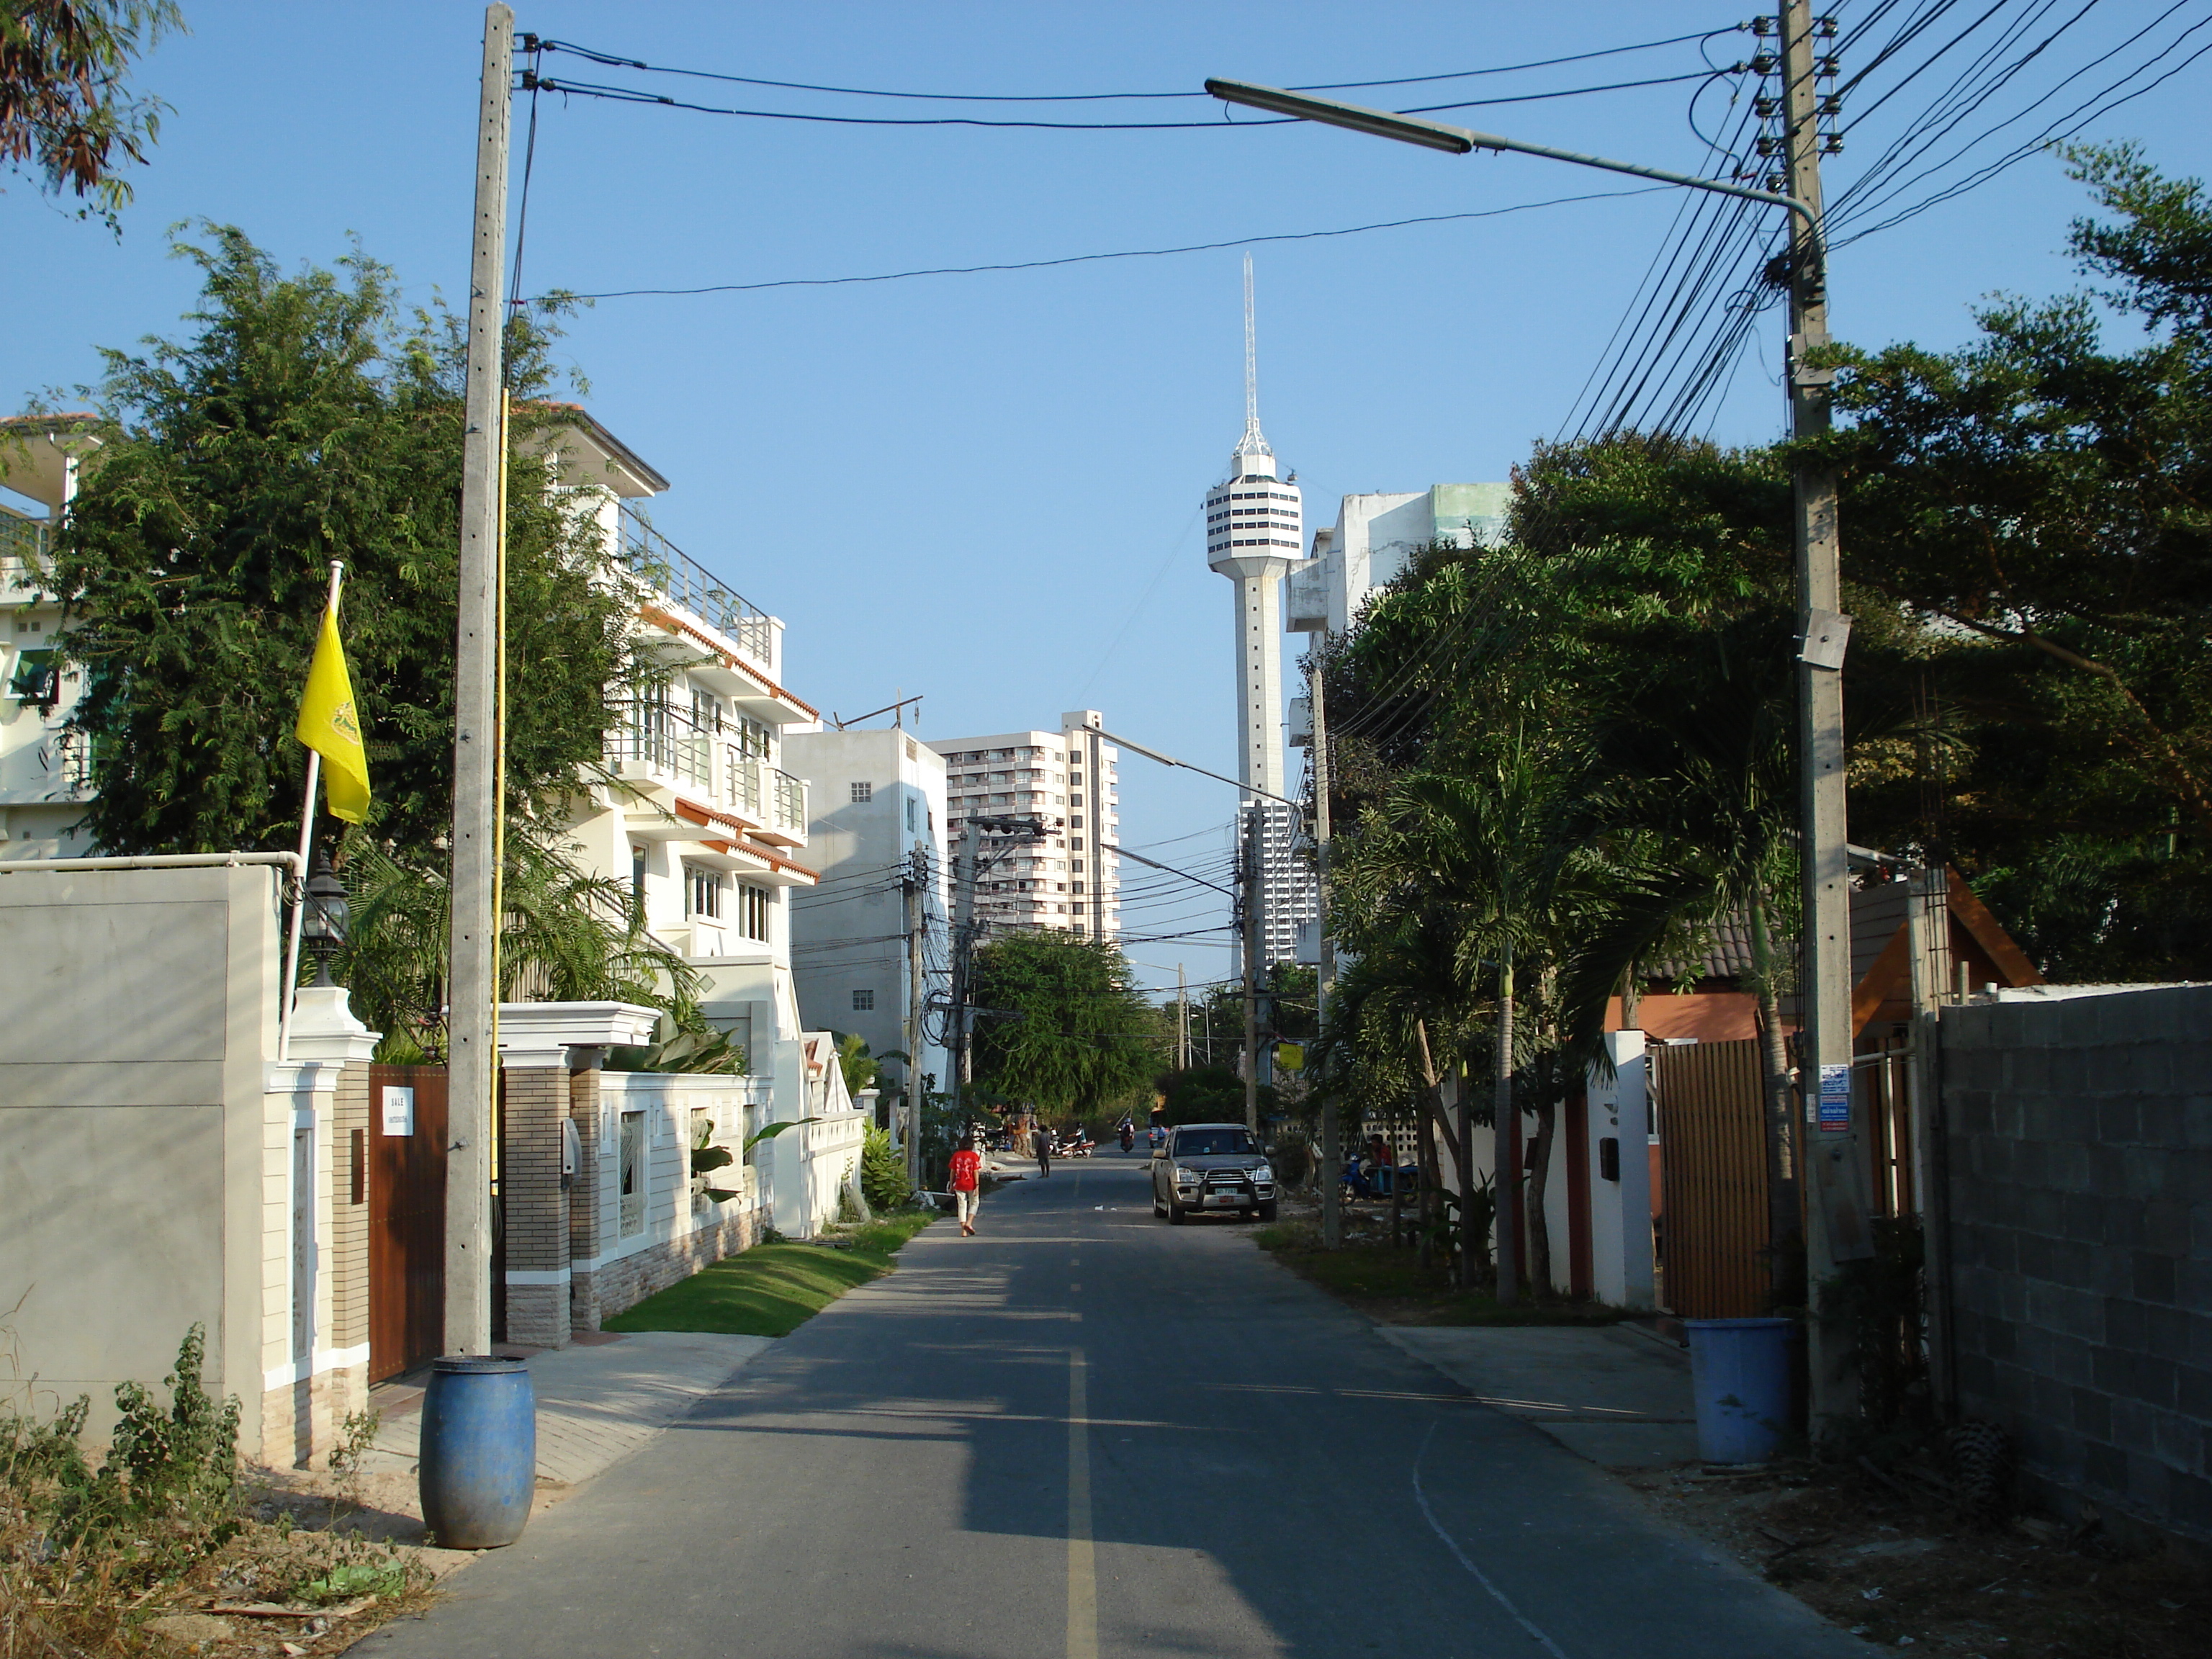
605;1210;937;1339
1256;1218;1625;1326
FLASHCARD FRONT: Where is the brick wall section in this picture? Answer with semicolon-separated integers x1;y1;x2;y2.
1941;985;2212;1543
325;1060;371;1433
329;1062;370;1354
569;1066;602;1311
501;1065;571;1346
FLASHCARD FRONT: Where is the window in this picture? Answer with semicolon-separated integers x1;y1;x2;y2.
736;882;770;942
630;842;647;909
619;1110;647;1236
1072;881;1084;894
852;989;875;1011
7;648;55;701
685;865;723;919
907;799;919;832
732;716;772;760
850;781;873;802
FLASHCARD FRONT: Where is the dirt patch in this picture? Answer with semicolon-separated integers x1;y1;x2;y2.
1617;1460;2207;1657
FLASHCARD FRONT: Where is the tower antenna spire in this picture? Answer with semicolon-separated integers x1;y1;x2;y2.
1237;253;1271;458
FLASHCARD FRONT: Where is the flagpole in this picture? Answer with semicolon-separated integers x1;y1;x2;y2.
279;558;346;1064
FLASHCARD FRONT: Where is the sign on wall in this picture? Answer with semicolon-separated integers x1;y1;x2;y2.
381;1085;415;1136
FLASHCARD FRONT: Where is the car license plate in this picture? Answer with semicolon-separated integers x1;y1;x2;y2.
1208;1193;1241;1206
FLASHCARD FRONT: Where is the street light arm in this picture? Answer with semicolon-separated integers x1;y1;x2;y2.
1204;78;1817;237
1092;727;1302;809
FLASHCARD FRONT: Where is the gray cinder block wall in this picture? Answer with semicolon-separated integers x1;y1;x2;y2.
1940;984;2212;1542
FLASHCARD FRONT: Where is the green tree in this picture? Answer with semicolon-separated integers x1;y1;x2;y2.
968;931;1159;1116
1;0;182;228
1817;145;2212;976
39;226;639;862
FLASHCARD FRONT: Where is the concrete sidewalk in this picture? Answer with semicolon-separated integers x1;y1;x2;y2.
366;1330;775;1488
1379;1323;1701;1467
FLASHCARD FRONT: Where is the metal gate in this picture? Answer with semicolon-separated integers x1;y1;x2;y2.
367;1064;447;1383
1649;1040;1771;1318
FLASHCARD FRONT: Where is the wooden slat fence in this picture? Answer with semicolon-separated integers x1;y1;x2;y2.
1649;1039;1771;1318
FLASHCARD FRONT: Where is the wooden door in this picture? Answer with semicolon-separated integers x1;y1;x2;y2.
367;1065;448;1383
1650;1040;1771;1318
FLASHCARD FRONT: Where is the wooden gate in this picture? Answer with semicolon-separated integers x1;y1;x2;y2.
367;1064;447;1383
1650;1040;1771;1318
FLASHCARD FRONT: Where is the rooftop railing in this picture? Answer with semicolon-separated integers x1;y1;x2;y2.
617;503;774;665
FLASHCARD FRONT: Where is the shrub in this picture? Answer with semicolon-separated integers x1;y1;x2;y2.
858;1123;913;1212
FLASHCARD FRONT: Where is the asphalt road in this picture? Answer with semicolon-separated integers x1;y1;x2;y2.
361;1155;1870;1658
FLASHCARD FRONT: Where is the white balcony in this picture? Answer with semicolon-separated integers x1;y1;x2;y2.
604;701;807;848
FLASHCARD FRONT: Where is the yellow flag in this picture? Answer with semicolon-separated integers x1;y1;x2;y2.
1276;1042;1304;1073
295;603;371;824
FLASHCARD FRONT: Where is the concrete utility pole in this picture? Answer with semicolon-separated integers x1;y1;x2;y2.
945;822;979;1128
1905;862;1954;1415
445;2;511;1359
1241;809;1261;1137
1781;0;1874;1426
903;843;927;1190
1177;964;1189;1071
1309;657;1341;1251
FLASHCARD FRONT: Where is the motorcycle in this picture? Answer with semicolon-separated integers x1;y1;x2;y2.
1118;1125;1136;1153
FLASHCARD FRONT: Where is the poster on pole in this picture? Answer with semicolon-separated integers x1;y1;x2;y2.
1817;1062;1852;1133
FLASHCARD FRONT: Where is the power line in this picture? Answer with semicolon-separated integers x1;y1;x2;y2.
536;30;1738;104
530;186;1668;303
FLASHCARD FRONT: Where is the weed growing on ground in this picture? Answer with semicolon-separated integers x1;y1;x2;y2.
0;1327;433;1658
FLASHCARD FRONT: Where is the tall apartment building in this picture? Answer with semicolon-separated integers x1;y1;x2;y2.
781;725;950;1104
928;710;1119;941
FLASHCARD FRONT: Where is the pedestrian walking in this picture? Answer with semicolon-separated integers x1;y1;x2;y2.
950;1135;982;1236
1035;1123;1053;1178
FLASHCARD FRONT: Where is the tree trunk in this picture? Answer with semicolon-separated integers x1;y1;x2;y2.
1415;1106;1436;1271
1389;1126;1406;1249
1413;1019;1470;1287
1748;889;1807;1308
1453;1064;1477;1288
1493;960;1518;1304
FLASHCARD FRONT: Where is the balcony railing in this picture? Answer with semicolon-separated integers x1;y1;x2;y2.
606;701;806;841
1;510;49;595
605;700;710;793
617;504;774;665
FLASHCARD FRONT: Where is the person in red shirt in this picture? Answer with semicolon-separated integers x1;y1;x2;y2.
949;1134;983;1236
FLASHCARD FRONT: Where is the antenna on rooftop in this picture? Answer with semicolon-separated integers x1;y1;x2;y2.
1237;253;1272;459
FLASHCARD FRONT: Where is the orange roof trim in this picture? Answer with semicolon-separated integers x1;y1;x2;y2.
639;603;821;720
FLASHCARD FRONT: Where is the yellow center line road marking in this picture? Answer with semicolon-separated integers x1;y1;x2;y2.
1067;1346;1098;1659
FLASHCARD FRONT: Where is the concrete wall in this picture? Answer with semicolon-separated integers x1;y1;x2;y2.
1939;984;2212;1542
0;864;307;1458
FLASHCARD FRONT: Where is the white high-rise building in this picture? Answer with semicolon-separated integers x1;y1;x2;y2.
1285;482;1514;638
928;711;1120;941
1207;258;1315;971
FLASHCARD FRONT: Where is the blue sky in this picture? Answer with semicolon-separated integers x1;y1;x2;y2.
7;1;2210;995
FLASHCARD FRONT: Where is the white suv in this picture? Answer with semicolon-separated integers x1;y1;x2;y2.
1151;1123;1277;1224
